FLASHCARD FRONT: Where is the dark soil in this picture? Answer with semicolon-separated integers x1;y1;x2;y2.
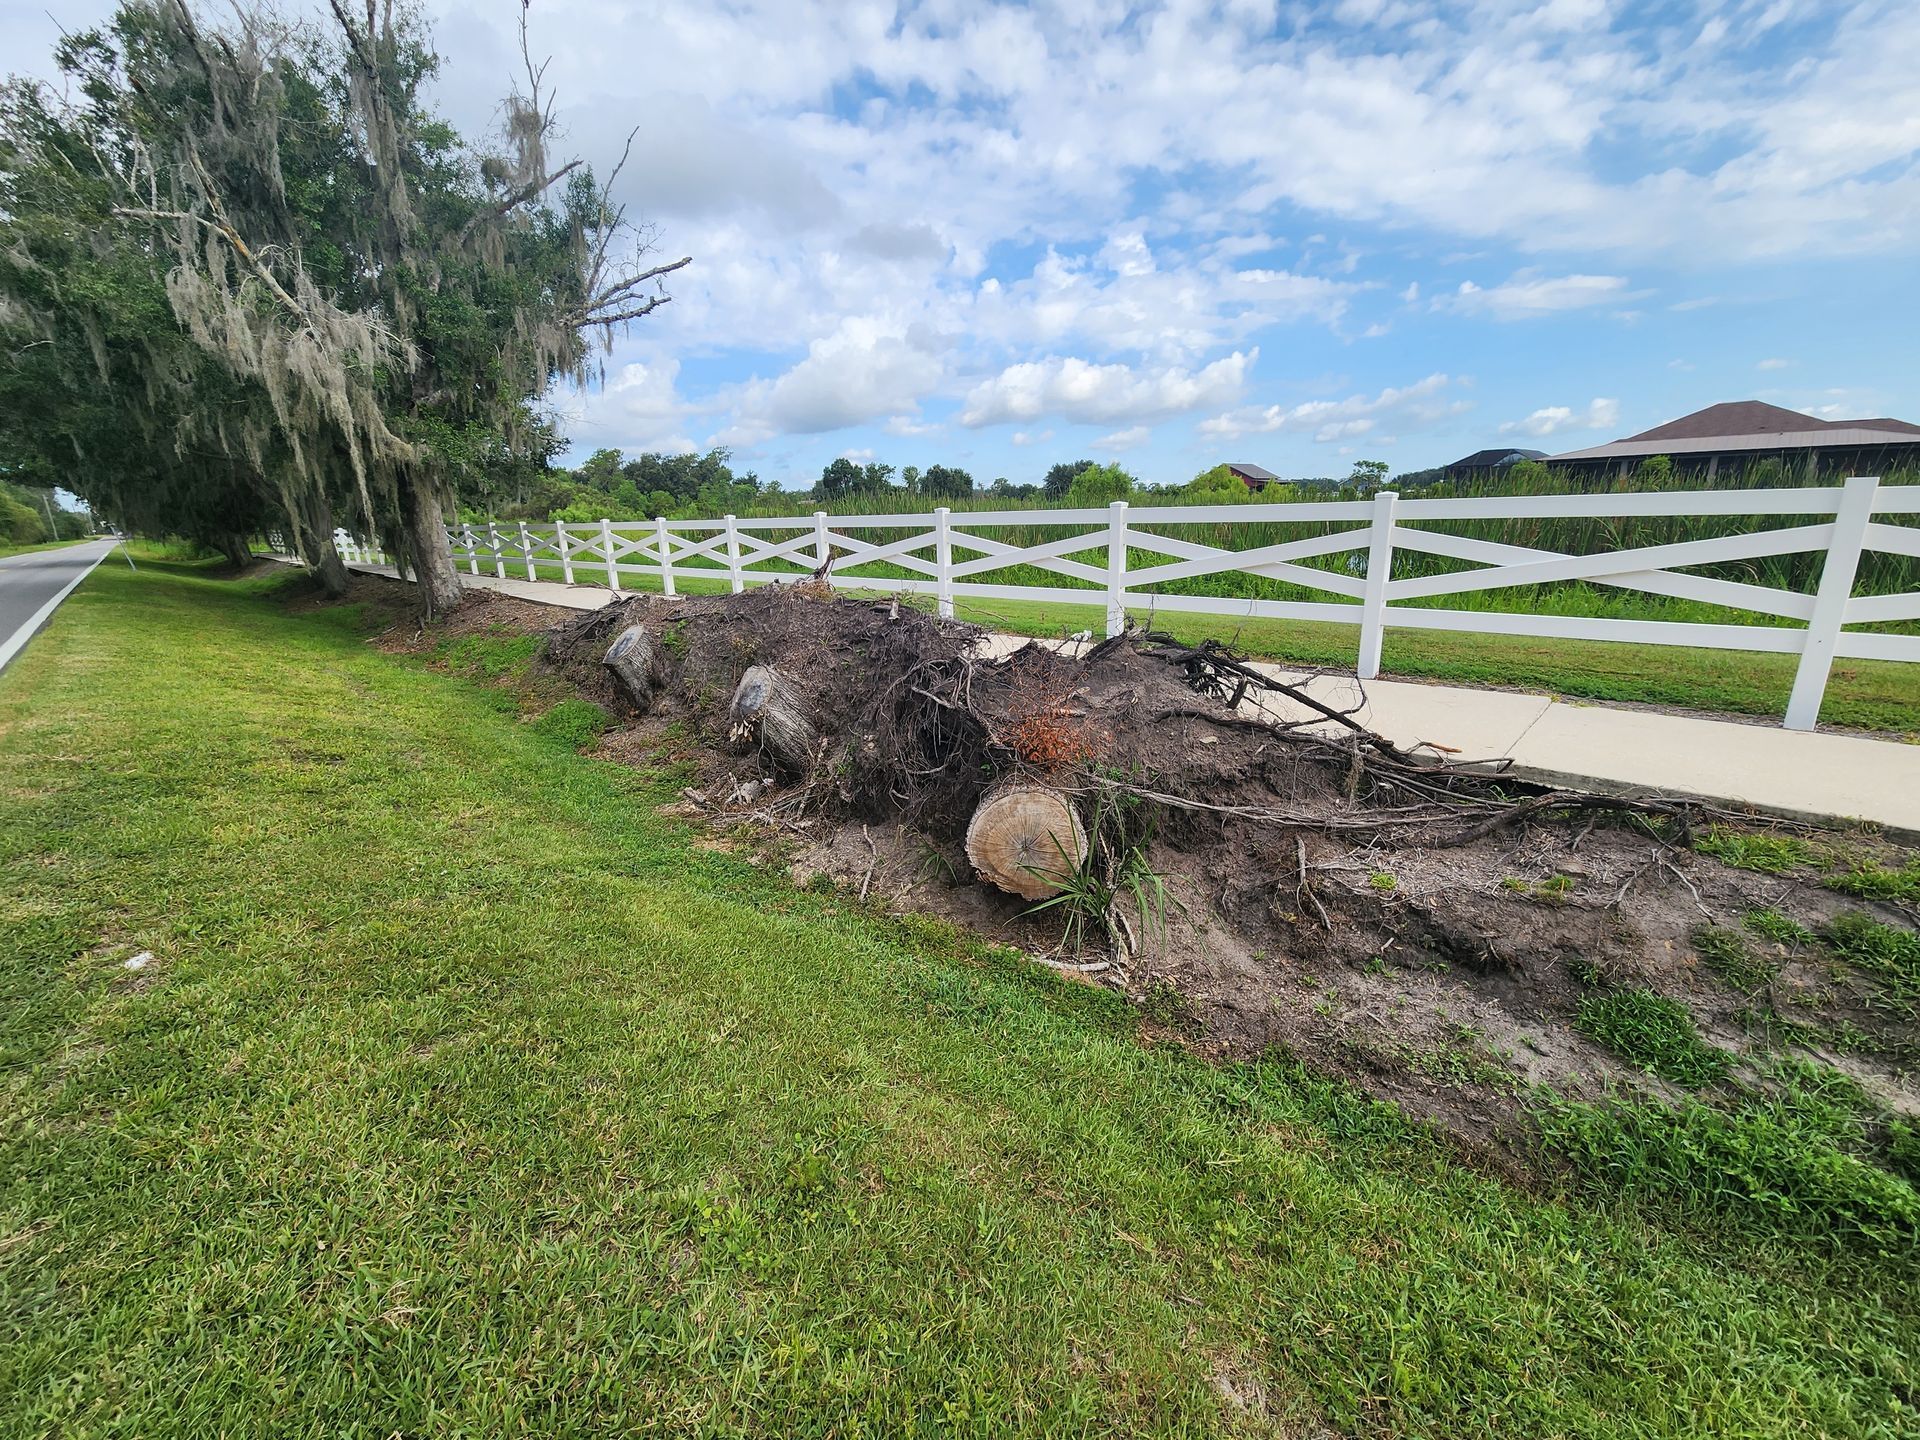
367;576;1920;1170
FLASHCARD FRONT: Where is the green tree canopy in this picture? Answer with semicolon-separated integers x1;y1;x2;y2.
0;0;687;612
921;464;973;501
1064;462;1137;506
1042;460;1095;499
1183;464;1252;501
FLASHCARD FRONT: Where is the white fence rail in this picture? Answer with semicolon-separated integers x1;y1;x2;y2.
290;477;1920;730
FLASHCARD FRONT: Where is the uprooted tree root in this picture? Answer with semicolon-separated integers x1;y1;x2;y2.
532;583;1917;1174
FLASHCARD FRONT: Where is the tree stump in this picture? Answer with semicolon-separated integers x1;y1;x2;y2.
728;664;817;774
603;624;661;711
965;784;1087;899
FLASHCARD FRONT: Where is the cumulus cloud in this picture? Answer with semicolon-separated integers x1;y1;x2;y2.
959;351;1255;428
848;221;949;263
1091;425;1150;452
1437;272;1633;320
16;0;1905;459
564;358;700;454
722;322;945;442
1200;373;1461;443
1499;397;1622;437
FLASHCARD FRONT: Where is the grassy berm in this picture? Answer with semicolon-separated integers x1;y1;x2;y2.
1;557;1914;1438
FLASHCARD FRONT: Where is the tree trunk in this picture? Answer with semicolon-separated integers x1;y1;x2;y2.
400;469;464;619
287;485;349;597
603;624;660;712
965;784;1087;899
727;664;817;774
376;517;411;581
213;531;251;569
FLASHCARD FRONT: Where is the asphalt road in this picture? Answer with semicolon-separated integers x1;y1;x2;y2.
0;539;119;673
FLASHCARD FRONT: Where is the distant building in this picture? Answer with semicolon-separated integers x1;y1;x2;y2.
1443;447;1546;478
1547;401;1920;479
1226;462;1286;492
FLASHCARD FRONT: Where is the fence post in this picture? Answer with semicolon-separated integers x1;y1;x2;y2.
462;523;479;576
813;510;831;581
1785;475;1878;731
1357;489;1399;680
517;520;536;581
934;506;955;619
1105;500;1129;638
557;523;574;585
724;513;744;594
486;520;505;579
599;518;620;593
655;515;675;597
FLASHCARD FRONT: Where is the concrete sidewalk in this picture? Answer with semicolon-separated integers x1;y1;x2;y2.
330;559;1920;837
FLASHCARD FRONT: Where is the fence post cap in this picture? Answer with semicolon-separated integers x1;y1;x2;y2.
1109;498;1129;510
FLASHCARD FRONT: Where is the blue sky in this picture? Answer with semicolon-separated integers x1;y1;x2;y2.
7;0;1918;489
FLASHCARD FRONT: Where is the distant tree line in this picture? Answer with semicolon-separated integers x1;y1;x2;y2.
492;452;1433;523
0;481;88;545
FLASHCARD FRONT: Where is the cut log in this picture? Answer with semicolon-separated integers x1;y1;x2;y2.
965;784;1087;900
728;664;818;774
603;624;661;711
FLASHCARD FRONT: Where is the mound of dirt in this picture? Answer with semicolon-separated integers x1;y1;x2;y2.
373;576;1920;1172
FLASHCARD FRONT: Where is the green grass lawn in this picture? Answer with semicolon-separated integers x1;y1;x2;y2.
0;535;96;560
7;559;1914;1436
455;556;1920;732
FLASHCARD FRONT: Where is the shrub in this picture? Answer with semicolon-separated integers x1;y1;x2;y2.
1064;462;1137;506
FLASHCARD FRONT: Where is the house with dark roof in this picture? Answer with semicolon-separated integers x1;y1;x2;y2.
1546;401;1920;479
1443;447;1546;478
1225;462;1287;492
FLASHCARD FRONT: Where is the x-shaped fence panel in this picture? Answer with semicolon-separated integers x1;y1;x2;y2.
415;476;1919;729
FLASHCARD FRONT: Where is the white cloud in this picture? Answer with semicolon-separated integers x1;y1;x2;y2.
1756;357;1790;370
1098;231;1156;277
1200;373;1462;443
959;350;1255;428
723;321;945;442
1438;272;1633;320
884;416;943;437
19;0;1912;462
1091;425;1150;452
1499;397;1621;437
564;358;700;454
848;221;949;263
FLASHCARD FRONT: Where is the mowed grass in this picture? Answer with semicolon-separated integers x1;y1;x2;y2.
450;555;1920;731
0;535;96;561
2;561;1915;1438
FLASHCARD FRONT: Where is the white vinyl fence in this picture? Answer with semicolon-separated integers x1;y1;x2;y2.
288;476;1920;731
